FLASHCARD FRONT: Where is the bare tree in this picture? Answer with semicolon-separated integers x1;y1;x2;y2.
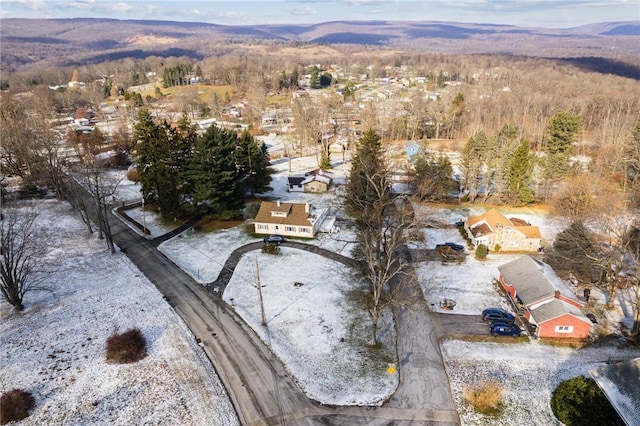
0;209;47;311
345;129;419;346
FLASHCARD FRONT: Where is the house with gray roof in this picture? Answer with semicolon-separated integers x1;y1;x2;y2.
498;256;591;339
590;358;640;426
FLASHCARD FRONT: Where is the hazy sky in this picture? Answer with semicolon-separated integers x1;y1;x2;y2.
1;0;639;28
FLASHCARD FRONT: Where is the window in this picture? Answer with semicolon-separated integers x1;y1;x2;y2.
271;211;287;217
555;325;573;333
285;226;295;232
256;224;268;231
299;227;310;234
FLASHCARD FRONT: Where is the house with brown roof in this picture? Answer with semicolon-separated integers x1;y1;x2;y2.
465;208;541;252
253;200;328;238
498;256;591;339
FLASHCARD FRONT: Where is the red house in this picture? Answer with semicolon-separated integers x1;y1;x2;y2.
498;256;591;339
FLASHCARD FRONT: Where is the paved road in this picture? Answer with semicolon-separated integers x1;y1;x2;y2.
111;215;467;425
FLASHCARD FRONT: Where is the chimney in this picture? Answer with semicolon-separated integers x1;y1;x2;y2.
554;290;560;299
305;202;310;213
276;199;281;207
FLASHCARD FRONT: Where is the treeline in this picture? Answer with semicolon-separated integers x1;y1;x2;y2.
134;110;273;219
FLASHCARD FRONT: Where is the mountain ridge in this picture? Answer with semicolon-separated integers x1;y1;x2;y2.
1;18;638;72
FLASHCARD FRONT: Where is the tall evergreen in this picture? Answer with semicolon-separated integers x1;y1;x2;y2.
345;129;390;216
235;130;273;197
505;139;535;205
134;109;188;217
412;153;455;201
543;111;582;181
188;125;244;216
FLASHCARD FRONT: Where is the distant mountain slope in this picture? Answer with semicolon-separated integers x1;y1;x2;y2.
1;18;638;72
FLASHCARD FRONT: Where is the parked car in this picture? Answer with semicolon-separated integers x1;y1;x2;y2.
490;321;522;336
435;242;465;252
482;308;515;323
454;221;465;227
444;242;464;251
263;235;285;245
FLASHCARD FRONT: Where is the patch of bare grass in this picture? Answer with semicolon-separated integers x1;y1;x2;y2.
463;379;503;416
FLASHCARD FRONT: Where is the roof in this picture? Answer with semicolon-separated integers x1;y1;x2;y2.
529;299;590;325
590;358;640;426
467;208;541;239
254;201;312;227
498;256;555;306
302;174;331;185
288;176;305;185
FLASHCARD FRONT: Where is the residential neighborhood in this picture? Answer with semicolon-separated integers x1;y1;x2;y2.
1;9;640;426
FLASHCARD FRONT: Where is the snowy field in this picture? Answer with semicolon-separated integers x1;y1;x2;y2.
4;142;638;425
442;339;639;426
0;200;238;426
223;248;397;405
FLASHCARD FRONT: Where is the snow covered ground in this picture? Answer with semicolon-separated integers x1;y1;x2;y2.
0;200;238;425
120;140;639;424
4;142;638;425
442;339;639;426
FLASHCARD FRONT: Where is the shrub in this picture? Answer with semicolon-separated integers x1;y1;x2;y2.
126;168;139;182
463;379;503;415
106;328;147;363
262;243;281;255
475;244;488;260
550;376;622;426
1;389;35;424
493;243;501;252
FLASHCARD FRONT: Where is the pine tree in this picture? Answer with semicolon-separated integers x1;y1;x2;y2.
309;66;321;89
134;109;183;217
542;111;582;183
345;129;389;216
505;139;535;205
188;125;244;216
412;153;455;201
235;130;273;196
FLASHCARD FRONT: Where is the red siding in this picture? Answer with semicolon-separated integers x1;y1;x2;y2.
536;314;591;339
499;274;516;298
558;294;584;309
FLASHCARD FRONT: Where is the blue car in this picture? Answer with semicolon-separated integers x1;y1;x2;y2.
481;308;515;323
490;322;522;336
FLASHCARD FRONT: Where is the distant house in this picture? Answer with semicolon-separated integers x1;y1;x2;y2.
287;176;305;192
498;256;591;339
253;200;328;238
465;209;541;252
590;358;640;426
404;140;423;163
287;169;333;193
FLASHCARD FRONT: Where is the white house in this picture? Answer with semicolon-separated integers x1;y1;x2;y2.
254;201;328;238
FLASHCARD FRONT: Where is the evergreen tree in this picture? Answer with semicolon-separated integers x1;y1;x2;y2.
545;222;604;283
543;111;582;183
289;67;299;89
460;131;491;202
134;109;183;217
505;139;535;205
309;66;321;89
344;128;412;346
345;129;389;216
412;152;456;201
235;130;273;196
188;125;244;216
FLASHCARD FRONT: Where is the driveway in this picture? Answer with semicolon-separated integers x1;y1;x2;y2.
110;214;463;425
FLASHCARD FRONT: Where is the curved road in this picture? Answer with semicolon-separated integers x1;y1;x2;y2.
111;213;462;425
